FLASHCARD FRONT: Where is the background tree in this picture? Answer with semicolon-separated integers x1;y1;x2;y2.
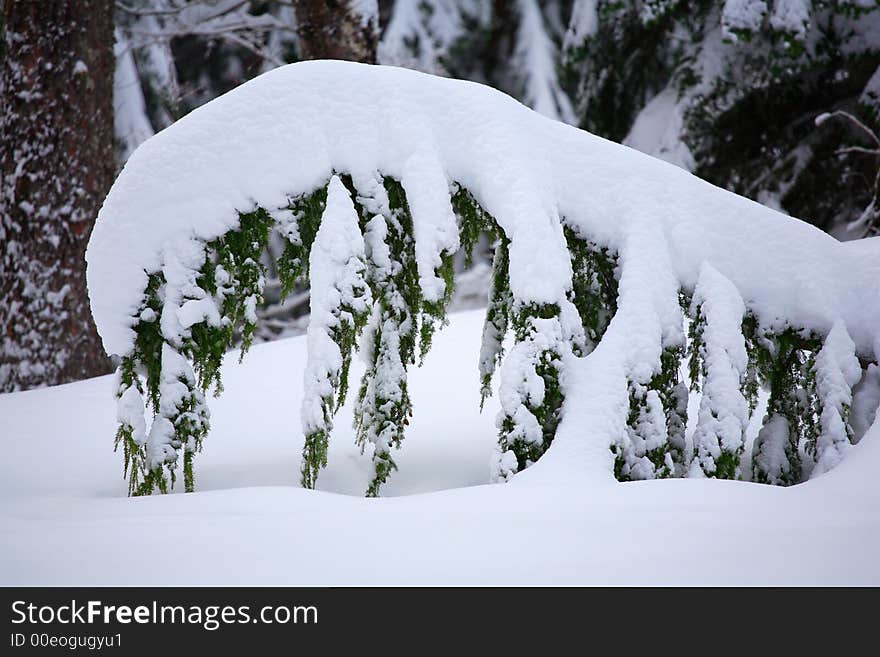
294;0;378;62
561;0;880;238
0;0;115;392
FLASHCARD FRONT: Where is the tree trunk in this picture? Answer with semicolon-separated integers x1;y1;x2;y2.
294;0;378;63
1;0;114;392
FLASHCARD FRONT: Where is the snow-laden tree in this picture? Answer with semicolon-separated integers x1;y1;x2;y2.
380;0;575;123
86;61;880;496
562;0;880;238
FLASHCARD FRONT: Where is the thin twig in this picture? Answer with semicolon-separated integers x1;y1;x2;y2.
834;146;880;158
816;110;880;148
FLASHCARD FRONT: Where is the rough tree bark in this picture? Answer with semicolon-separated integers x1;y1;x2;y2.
294;0;378;63
0;0;114;391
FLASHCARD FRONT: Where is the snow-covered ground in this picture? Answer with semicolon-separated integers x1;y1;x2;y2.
2;309;878;585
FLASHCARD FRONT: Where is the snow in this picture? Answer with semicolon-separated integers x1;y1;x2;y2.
584;216;685;480
563;0;598;51
861;64;880;110
623;87;695;171
159;239;219;347
88;61;880;366
115;382;146;447
379;0;480;74
812;321;861;476
752;414;792;485
148;344;206;468
690;263;750;478
400;151;459;302
113;29;154;162
512;0;577;124
350;0;378;27
301;176;370;437
2;308;880;585
852;364;880;442
769;0;811;40
722;0;768;42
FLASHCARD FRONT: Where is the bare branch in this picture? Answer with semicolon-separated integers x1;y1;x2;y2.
115;0;212;17
218;31;286;67
834;146;880;158
815;110;880;148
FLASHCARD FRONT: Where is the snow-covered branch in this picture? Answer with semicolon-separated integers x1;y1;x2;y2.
89;61;880;496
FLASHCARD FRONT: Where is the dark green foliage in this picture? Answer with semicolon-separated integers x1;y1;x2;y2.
479;235;512;405
656;346;688;474
454;185;509;405
747;322;821;485
366;458;396;498
113;356;147;497
134;273;165;412
167;368;210;494
117;173;470;498
614;386;673;481
419;250;455;361
452;185;494;267
301;428;329;490
354;174;461;493
713;450;738;480
497;303;566;473
617;349;680;482
354;177;422;497
135;469;169;497
563;1;694;142
190;207;274;394
300;179;371;490
118;207;274;496
564;225;618;353
112;163;841;495
741;313;762;413
356;311;413;497
278;185;327;297
187;321;228;395
563;2;880;235
218;208;274;356
114;275;165;496
469;208;618;480
383;177;422;363
687;300;745;479
688;303;704;393
688;50;880;234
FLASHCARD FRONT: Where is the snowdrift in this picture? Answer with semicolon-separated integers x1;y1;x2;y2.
1;311;879;585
